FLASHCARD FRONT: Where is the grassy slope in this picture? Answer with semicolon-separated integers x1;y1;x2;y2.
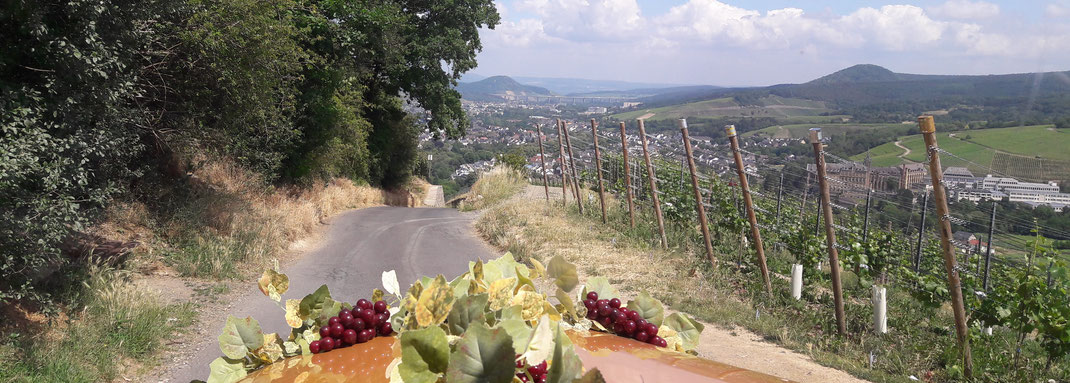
612;96;835;121
851;125;1067;171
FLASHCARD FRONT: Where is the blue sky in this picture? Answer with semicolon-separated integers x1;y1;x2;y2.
472;0;1070;86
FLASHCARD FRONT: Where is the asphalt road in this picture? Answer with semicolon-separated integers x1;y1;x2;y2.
161;206;495;382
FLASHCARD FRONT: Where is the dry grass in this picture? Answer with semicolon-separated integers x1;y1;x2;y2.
93;156;420;279
459;166;528;211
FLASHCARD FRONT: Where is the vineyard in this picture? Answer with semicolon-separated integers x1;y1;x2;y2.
525;117;1070;382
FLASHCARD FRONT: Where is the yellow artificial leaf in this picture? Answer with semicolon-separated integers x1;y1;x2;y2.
510;288;545;321
254;333;284;363
555;288;576;319
515;266;535;294
415;275;455;327
543;302;561;322
372;288;384;303
488;277;517;311
284;299;303;328
408;281;424;300
530;258;546;279
471;260;485;282
467;277;487;295
258;269;289;297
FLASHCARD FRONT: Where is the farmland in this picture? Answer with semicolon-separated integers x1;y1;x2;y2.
851;125;1070;176
743;123;907;139
612;95;837;121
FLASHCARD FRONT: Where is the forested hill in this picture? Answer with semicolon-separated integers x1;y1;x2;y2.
456;76;553;101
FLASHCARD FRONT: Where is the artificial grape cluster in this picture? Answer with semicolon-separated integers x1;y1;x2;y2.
514;355;548;383
309;299;394;354
582;292;668;348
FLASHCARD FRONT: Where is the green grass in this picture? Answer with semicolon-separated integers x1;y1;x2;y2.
851;125;1069;174
744;123;906;139
0;270;196;383
612;96;835;121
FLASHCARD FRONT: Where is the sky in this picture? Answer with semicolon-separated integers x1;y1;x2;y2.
472;0;1070;86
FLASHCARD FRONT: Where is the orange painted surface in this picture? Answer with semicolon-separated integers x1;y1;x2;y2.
241;331;793;383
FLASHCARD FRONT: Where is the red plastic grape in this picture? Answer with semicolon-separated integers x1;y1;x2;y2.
587;291;598;301
321;337;335;351
379;322;393;335
328;317;341;326
356;299;372;310
609;298;621;308
635;331;650;342
319;325;331;338
374;300;388;313
309;340;322;354
623;320;637;335
330;323;344;338
652;336;668;347
351;318;366;332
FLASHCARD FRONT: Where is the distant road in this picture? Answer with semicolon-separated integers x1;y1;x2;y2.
156;207;495;382
894;140;913;161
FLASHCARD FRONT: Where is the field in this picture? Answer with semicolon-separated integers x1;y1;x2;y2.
743;123;906;139
851;125;1070;178
612;95;836;121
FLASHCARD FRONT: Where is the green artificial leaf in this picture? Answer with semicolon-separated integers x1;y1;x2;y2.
663;313;704;350
516;266;535;292
399;326;451;383
556;287;577;319
573;368;607;383
218;316;264;359
498;305;532;354
206;357;247;383
519;315;554;365
450;276;472;298
448;293;489;335
316;299;343;325
545;322;583;383
484;252;527;282
626;292;665;327
547;256;579;292
582;276;619;301
298;284;332;320
445;323;516;383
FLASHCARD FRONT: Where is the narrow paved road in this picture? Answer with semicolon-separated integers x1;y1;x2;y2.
158;207;495;382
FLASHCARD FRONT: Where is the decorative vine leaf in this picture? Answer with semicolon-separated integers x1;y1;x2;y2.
499;305;533;354
207;356;247;383
488;277;517;311
573;368;607;383
519;315;553;365
416;275;455;327
582;276;619;301
218;316;264;359
445;323;516;383
516;266;535;293
399;326;450;383
547;256;579;292
383;270;401;298
298;284;332;320
372;288;385;303
471;260;485;282
556;287;577;319
448;293;488;335
626;292;664;327
530;258;546;279
283;299;302;328
545;322;583;383
258;269;289;298
512;286;546;321
253;333;284;363
663;313;704;350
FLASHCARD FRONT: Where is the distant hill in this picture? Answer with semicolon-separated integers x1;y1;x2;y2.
634;64;1070;123
455;76;553;102
511;76;693;95
567;85;722;98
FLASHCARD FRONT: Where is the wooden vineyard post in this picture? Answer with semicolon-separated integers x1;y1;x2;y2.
620;122;636;227
809;128;847;336
562;120;584;213
680;119;715;264
918;115;974;379
591;119;608;224
725;125;772;294
639;119;668;249
555;119;571;206
535;123;550;205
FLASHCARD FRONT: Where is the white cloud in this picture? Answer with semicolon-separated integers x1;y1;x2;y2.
929;0;1001;19
1047;3;1070;17
515;0;646;41
839;5;946;51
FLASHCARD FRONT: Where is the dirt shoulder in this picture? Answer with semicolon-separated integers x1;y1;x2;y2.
476;186;867;383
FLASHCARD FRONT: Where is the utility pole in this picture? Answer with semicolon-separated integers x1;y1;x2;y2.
638;119;668;249
591;119;607;224
535;124;549;204
983;202;996;291
918;115;973;379
809;128;847;336
619;122;635;227
726;125;772;294
680;119;715;264
562;120;584;214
